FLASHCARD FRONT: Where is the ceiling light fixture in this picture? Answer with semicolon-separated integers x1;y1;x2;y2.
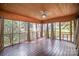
40;10;48;18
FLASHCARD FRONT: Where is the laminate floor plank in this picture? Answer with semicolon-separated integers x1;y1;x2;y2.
0;39;77;56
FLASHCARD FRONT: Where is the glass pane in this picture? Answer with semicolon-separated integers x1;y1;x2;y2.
37;24;41;38
53;22;59;39
13;21;20;44
20;21;26;42
4;35;10;47
4;19;12;34
20;33;26;42
13;34;19;44
13;21;20;33
43;24;47;37
20;21;26;33
48;23;51;38
30;23;36;40
61;22;70;41
4;19;12;47
25;22;28;40
33;23;36;39
30;23;33;40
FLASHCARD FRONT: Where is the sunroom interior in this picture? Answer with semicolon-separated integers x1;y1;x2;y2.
0;3;79;56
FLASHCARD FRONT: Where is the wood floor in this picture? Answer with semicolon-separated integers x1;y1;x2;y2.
0;38;78;56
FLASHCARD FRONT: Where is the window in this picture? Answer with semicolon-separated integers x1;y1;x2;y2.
53;22;60;39
25;22;28;41
30;23;37;40
13;21;20;44
61;22;70;41
48;23;51;38
43;24;47;37
52;21;74;42
3;18;75;47
37;24;41;38
4;19;12;47
20;21;26;42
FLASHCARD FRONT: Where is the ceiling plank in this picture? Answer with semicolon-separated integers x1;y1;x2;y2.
0;10;41;23
42;13;78;23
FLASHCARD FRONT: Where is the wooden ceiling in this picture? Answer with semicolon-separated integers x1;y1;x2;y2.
0;3;79;23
